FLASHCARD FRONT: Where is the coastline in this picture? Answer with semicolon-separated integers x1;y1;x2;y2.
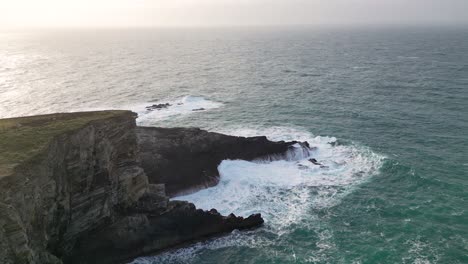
0;110;309;264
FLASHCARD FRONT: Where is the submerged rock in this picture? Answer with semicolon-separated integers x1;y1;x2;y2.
192;107;205;111
145;103;171;111
309;158;322;165
308;158;329;168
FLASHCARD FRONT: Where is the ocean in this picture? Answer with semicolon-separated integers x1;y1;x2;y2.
0;26;467;263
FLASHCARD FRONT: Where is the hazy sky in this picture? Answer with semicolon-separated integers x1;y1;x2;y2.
1;0;468;28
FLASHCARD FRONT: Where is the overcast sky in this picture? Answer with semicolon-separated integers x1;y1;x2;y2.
1;0;468;28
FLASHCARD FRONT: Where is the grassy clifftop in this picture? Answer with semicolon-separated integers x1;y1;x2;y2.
0;110;134;178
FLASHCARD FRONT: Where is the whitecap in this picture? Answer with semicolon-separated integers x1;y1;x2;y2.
177;126;384;227
129;229;272;264
403;237;440;264
134;126;385;263
132;95;223;125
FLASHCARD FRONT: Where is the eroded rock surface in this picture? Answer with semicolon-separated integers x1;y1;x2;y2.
0;111;148;263
67;194;263;264
137;127;307;196
0;111;302;264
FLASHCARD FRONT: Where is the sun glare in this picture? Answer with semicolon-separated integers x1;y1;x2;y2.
0;0;155;28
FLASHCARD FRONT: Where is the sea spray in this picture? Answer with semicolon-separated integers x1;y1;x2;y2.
132;126;385;263
134;95;223;124
255;142;312;163
178;126;384;223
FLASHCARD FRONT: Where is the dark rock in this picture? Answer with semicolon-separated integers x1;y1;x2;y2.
131;184;169;213
0;111;148;264
0;111;307;264
137;127;310;196
192;108;205;111
308;158;329;168
209;209;220;215
145;103;171;111
309;158;322;165
66;201;263;264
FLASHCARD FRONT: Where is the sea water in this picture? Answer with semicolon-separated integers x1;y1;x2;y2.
0;27;467;263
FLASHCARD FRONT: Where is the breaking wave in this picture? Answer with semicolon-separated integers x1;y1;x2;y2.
131;126;385;264
132;95;223;124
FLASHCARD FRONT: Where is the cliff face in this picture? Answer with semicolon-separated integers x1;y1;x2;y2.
137;127;304;196
0;111;306;264
0;111;148;263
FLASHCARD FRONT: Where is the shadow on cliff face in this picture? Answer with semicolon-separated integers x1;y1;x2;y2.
0;111;310;264
67;126;310;264
136;126;310;197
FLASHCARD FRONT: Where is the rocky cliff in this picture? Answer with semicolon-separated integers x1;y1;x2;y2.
0;111;149;264
0;111;307;264
137;127;306;196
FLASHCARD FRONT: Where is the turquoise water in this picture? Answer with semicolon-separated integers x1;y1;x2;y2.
0;27;467;263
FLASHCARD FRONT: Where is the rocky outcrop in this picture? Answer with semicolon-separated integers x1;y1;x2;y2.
67;195;263;264
0;111;148;264
137;127;307;196
0;111;305;264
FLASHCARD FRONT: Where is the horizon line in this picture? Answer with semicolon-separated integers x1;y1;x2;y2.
2;23;468;31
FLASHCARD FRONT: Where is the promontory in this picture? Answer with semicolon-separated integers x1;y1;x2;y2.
0;110;309;264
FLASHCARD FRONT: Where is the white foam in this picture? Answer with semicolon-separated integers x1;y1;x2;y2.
130;230;271;264
47;95;222;124
132;95;223;124
177;126;384;229
133;126;385;263
256;143;311;162
403;237;440;264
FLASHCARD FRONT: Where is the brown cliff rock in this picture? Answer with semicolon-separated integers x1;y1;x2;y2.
0;111;311;263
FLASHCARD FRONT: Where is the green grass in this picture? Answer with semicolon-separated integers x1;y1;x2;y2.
0;110;133;177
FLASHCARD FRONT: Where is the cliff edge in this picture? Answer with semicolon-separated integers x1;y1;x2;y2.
137;127;304;196
0;111;308;264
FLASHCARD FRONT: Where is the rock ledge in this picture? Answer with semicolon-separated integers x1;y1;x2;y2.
0;111;308;264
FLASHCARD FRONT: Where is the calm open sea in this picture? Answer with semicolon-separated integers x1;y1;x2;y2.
1;26;467;263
